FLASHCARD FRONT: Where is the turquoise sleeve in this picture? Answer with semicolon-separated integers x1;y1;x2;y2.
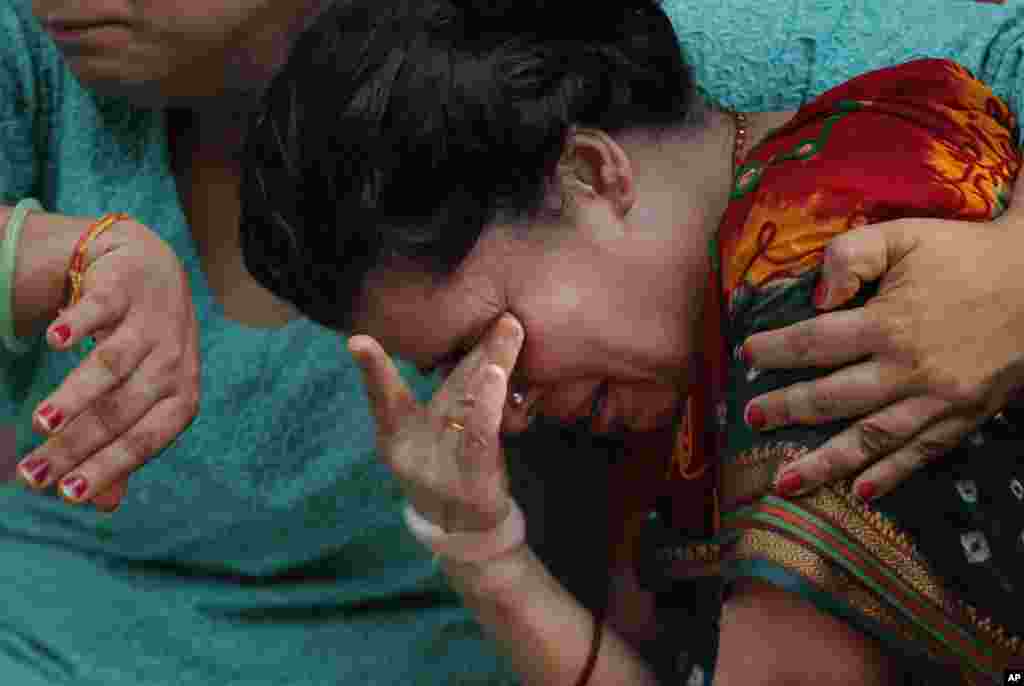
0;0;46;365
0;0;42;204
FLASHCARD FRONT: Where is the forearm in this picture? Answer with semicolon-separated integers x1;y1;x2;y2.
442;545;661;686
0;204;113;339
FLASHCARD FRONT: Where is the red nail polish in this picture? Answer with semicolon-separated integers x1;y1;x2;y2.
37;405;63;432
812;279;829;308
51;324;71;345
60;476;88;502
856;481;877;502
19;457;50;486
745;403;766;430
775;471;803;496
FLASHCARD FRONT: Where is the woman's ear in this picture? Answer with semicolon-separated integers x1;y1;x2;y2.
554;127;636;217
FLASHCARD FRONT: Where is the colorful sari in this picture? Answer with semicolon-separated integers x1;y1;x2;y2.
640;59;1024;685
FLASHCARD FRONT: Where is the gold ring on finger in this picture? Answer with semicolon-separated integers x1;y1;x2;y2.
444;418;466;433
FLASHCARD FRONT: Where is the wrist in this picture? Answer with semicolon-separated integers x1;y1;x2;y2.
11;209;80;338
10;210;127;339
441;542;536;603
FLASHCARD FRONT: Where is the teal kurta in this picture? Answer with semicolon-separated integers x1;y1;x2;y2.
2;0;1024;684
0;2;514;685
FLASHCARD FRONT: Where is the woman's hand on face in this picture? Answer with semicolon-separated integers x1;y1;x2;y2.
16;220;201;512
350;313;525;541
743;181;1024;501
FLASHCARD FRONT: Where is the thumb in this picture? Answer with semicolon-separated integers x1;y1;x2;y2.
817;219;922;310
997;173;1024;223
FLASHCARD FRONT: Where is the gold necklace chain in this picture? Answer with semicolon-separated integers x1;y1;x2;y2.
731;110;749;177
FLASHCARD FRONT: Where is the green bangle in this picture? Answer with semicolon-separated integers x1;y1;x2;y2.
0;198;43;354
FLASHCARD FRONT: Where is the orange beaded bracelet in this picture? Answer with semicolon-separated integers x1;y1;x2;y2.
62;212;130;313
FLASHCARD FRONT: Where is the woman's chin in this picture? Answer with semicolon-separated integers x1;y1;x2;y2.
629;406;681;433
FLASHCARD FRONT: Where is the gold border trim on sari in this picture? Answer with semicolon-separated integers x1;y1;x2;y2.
715;442;1023;683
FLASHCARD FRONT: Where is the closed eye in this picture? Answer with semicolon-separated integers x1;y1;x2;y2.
417;347;468;378
415;319;503;379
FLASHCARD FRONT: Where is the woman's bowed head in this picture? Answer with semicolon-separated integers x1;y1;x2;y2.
242;0;748;437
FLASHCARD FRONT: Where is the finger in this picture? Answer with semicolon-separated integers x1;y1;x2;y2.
417;314;522;529
816;220;921;309
1000;167;1024;221
46;288;129;350
850;414;977;502
772;394;950;497
348;335;418;436
433;313;524;409
434;340;490;405
747;359;911;430
16;350;174;492
33;325;153;436
743;308;881;371
481;313;525;379
448;363;511;532
54;394;197;504
459;364;508;490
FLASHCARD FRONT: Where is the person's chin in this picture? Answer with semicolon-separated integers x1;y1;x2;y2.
588;402;680;437
62;60;164;104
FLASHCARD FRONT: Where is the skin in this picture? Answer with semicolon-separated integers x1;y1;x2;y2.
748;194;1024;502
349;109;899;683
352;121;739;439
14;0;324;509
32;0;326;110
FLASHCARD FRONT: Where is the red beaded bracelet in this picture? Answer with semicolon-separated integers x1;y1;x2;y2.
63;212;130;312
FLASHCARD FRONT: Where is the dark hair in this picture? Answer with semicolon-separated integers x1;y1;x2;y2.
240;0;700;332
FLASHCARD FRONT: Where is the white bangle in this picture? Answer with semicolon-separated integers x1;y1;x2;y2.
402;499;527;564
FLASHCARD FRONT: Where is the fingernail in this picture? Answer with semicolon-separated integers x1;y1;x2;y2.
60;476;88;502
18;457;50;487
504;316;524;342
36;404;64;433
855;481;877;502
745;403;766;430
740;343;753;367
775;471;803;497
813;278;829;309
346;338;368;357
50;323;71;346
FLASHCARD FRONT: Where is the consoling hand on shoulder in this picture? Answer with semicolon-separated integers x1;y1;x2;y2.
745;179;1024;501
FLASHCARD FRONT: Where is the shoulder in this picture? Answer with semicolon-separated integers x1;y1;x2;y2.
718;59;1019;298
820;59;1011;121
